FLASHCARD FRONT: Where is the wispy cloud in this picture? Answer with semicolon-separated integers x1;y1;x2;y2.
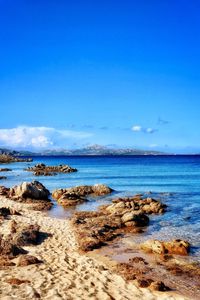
0;126;93;149
131;125;157;134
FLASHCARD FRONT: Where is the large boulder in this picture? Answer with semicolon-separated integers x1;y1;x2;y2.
121;212;149;227
140;239;190;255
9;181;50;200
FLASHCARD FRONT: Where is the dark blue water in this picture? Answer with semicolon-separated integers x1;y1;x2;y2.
1;155;200;261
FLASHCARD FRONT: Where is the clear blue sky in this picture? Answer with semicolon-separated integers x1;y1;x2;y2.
0;0;200;153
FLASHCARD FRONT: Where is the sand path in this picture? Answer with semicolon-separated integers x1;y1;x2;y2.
0;197;187;300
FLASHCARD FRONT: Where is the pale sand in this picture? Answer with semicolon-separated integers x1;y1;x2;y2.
0;196;187;300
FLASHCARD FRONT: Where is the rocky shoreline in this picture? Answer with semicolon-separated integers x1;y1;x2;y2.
0;179;199;299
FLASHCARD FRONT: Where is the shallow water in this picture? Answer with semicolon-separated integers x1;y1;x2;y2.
1;155;200;261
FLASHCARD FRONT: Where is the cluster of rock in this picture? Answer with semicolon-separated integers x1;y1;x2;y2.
106;195;167;216
140;239;190;256
52;184;113;206
71;194;166;251
25;163;77;176
0;154;32;163
1;181;52;211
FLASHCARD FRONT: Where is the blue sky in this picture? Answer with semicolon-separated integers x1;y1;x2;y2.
0;0;200;153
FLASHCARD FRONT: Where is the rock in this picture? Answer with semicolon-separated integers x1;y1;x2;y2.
0;168;12;172
25;163;77;175
92;184;114;196
164;239;190;255
149;281;170;291
0;235;26;257
137;278;153;288
53;184;113;200
71;211;122;251
141;240;166;254
121;212;149;227
12;224;40;246
17;255;42;266
57;193;86;206
0;176;7;180
0;207;20;217
110;196;167;215
0;186;10;196
0;154;32;163
9;181;50;200
53;184;113;206
140;239;190;255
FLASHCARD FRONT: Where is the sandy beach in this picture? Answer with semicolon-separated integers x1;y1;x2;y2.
0;196;187;300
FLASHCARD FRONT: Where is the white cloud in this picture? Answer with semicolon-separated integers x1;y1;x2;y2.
132;125;142;132
0;126;93;149
131;125;157;134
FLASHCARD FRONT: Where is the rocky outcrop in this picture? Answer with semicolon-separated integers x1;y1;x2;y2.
0;154;32;163
71;193;168;251
7;181;53;210
140;239;190;255
9;181;50;200
107;196;167;215
52;184;113;206
25;163;77;176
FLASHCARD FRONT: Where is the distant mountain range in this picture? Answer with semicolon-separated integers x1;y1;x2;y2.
0;144;166;156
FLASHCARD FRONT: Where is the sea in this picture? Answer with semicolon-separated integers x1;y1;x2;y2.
1;155;200;262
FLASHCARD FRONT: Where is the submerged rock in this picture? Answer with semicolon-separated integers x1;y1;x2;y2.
0;176;7;180
25;163;77;176
140;239;190;256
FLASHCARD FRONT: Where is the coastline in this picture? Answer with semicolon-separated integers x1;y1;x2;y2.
0;196;187;300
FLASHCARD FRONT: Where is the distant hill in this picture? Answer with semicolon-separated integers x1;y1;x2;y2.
0;148;35;156
0;144;166;156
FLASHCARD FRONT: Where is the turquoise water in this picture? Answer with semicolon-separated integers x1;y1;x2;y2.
1;155;200;260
